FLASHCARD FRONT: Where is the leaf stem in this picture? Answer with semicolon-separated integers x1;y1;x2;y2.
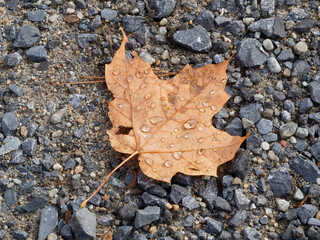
80;151;139;208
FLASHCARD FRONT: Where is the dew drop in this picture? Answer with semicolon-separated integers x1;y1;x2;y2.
202;102;209;107
127;76;132;81
145;93;152;99
161;138;165;142
163;177;168;181
197;149;205;155
176;134;181;139
169;144;175;148
221;79;227;83
198;137;204;143
196;159;204;164
180;97;185;101
184;133;190;138
212;77;216;80
150;102;156;108
136;72;143;78
199;108;205;113
141;83;147;89
210;90;216;95
164;161;172;167
198;127;204;132
217;131;221;135
113;69;120;75
184;119;197;129
118;104;124;108
215;82;220;86
141;125;150;133
143;134;148;138
211;105;217;111
145;158;153;165
149;116;164;124
173;152;182;160
174;128;179;132
153;168;157;172
144;69;150;74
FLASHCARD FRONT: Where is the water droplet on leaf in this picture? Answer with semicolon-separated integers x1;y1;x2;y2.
184;119;197;129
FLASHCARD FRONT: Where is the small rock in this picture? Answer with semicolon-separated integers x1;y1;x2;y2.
38;207;58;240
119;201;138;221
310;142;320;162
134;206;160;228
22;138;37;156
122;15;144;33
4;189;17;206
97;214;115;226
113;226;133;240
268;57;281;73
23;196;48;212
298;204;318;224
0;136;21;155
288;8;308;20
267;167;292;197
277;199;290;212
13;26;40;48
213;196;231;211
149;0;176;19
277;49;294;62
240;103;263;123
10;150;26;164
173;25;212;53
262;39;274;51
26;46;47;62
294;19;316;33
77;34;98;48
234;189;250;210
89;15;102;30
4;53;22;67
70;208;96;240
256;118;273;135
26;10;46;22
204;218;223;235
2;112;19;136
74;0;86;9
182;196;199;210
50;108;67;124
291;60;311;76
198;178;218;211
12;231;28;240
279;122;297;139
194;10;215;31
294;41;308;55
309;81;320;104
229;211;248;227
101;8;117;21
139;52;156;65
69;94;85;109
243;226;262;240
290;155;320;183
170;184;190;204
9;84;24;96
261;0;275;12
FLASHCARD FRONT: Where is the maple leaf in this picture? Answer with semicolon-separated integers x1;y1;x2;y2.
81;29;249;207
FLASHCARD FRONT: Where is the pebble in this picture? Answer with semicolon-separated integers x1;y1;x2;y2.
262;39;274;51
10;150;26;164
309;81;320;103
70;208;96;239
173;26;212;53
243;227;262;240
22;196;48;212
2;112;19;136
77;34;98;48
38;207;58;240
101;8;117;21
0;136;21;155
113;226;133;240
310;142;320;162
149;0;176;19
294;41;308;55
268;57;281;73
194;10;215;31
13;25;40;48
4;189;17;206
139;52;156;65
298;204;319;224
290;155;320;183
267;167;292;197
182;196;199;211
277;199;290;212
26;46;47;62
22;138;37;156
204;217;223;235
229;211;248;227
279;122;297;139
119;201;138;221
26;10;46;22
122;15;143;33
4;52;22;67
234;189;250;210
134;206;160;228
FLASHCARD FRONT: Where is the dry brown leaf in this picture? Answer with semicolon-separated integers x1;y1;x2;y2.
81;29;249;207
106;29;248;182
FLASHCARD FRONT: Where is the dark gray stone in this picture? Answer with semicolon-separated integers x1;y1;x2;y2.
236;38;268;67
137;170;157;190
23;196;48;212
4;189;17;206
13;26;40;48
10;150;26;164
261;0;275;12
294;19;316;32
69;94;85;108
149;0;176;19
288;8;308;20
113;226;133;240
148;185;167;197
70;208;96;240
256;118;273;135
122;15;144;33
182;196;199;210
240;103;263;123
12;231;28;239
198;178;218;211
300;98;313;113
291;60;311;76
267;167;291;197
77;34;98;48
228;150;251;179
248;18;275;37
310;142;320;162
4;53;22;67
290;155;320;183
182;215;195;227
22;138;37;156
225;117;243;136
2;112;19;136
26;45;47;62
308;218;320;226
26;10;46;22
224;21;245;36
9;84;24;96
170;184;190;204
101;8;117;21
243;226;262;240
214;16;231;26
119;201;138;221
74;127;86;138
89;15;102;30
309;81;320;104
60;224;74;240
234;189;250;210
43;153;54;170
277;49;294;62
134;206;160;228
294;140;308;152
74;0;86;9
173;25;211;53
298;204;318;224
213;196;231;211
229;211;248;227
97;214;115;226
273;17;286;38
204;218;223;235
38;207;58;240
0;136;21;155
211;0;237;13
308;184;320;198
194;10;215;31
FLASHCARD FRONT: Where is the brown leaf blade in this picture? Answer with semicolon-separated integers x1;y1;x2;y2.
106;29;248;182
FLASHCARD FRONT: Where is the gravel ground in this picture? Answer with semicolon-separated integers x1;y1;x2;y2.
1;0;320;239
